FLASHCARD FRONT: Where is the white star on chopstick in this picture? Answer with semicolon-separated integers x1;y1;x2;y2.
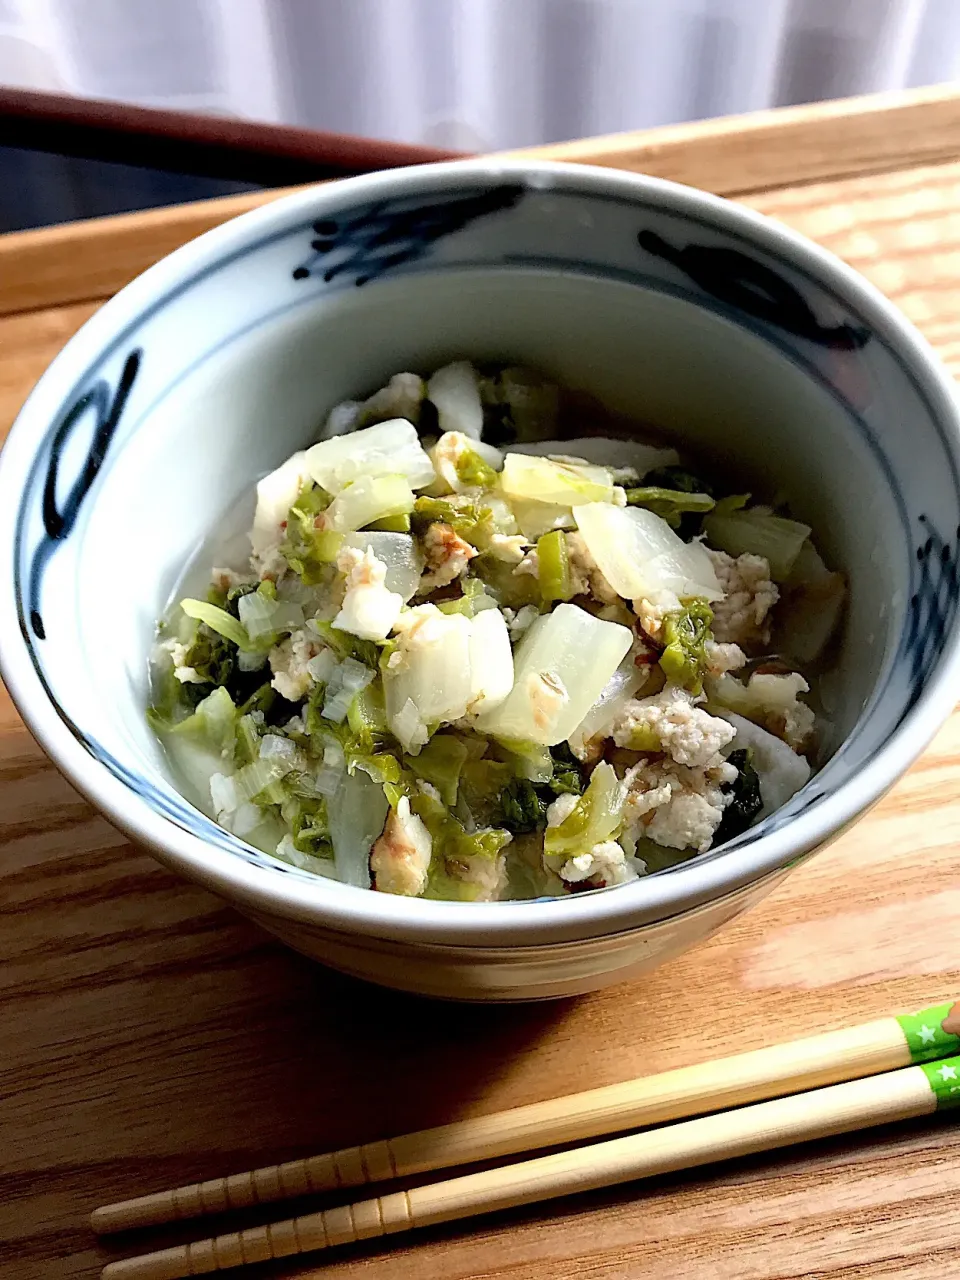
938;1064;958;1081
918;1025;937;1044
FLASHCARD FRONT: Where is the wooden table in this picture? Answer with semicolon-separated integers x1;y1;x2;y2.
4;85;960;1280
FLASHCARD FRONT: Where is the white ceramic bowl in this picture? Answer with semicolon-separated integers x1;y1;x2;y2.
3;160;960;1001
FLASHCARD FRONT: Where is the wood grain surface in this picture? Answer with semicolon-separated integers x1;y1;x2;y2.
4;90;960;1280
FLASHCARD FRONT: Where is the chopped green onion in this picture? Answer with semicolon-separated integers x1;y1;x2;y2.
625;486;715;529
366;513;412;533
436;578;499;617
456;448;499;488
536;529;574;602
412;495;493;546
658;598;714;694
288;797;334;858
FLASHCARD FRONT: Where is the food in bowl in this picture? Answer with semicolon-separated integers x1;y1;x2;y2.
149;360;845;902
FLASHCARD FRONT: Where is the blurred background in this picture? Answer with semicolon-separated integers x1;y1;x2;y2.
2;0;960;230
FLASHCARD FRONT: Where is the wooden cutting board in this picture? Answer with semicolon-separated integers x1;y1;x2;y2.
4;84;960;1280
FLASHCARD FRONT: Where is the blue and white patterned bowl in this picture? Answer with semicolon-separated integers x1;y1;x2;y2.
3;159;960;1001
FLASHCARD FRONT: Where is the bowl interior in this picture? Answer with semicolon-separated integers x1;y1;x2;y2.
7;162;960;929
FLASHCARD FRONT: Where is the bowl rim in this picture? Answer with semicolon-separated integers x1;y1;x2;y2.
3;156;960;948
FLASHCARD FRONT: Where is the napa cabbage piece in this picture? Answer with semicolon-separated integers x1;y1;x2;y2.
406;734;470;806
501;453;614;506
543;762;624;858
382;606;515;751
339;532;424;602
475;604;632;745
250;451;312;558
495;739;554;783
467;607;515;715
702;506;811;581
507;437;680;476
574;502;722;602
179;599;252;650
382;608;472;752
567;658;646;759
427;361;484;439
328;769;390;888
510;499;576;541
150;685;237;808
776;539;846;663
304;418;435;494
324;474;416;533
236;590;305;644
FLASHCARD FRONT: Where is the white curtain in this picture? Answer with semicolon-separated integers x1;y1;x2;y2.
2;0;960;151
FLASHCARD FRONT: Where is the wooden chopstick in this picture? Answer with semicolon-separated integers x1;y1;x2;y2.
92;997;960;1236
100;1054;960;1280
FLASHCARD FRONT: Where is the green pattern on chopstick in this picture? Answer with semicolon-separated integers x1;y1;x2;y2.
897;1002;960;1063
920;1056;960;1110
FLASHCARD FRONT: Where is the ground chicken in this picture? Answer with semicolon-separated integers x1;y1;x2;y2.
268;629;322;702
623;755;736;853
211;566;250;594
333;546;403;640
488;532;529;563
419;522;478;591
559;840;640;889
565;532;619;603
546;792;580;828
504;603;540;640
751;672;816;750
513;547;539;580
251;542;289;584
370;797;432;896
613;684;736;768
161;638;204;684
704;639;747;677
389;602;443;650
707;549;779;648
